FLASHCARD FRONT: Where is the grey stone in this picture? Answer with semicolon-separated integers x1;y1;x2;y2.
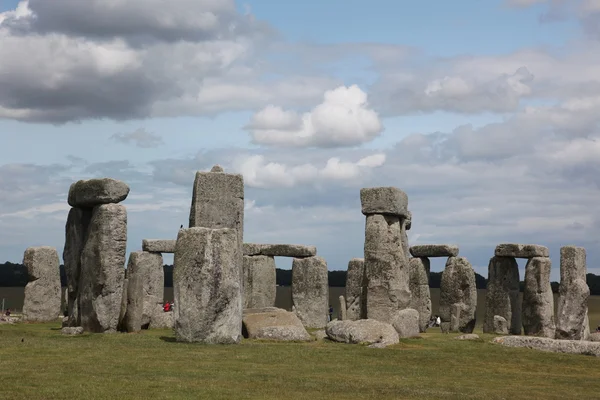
61;326;84;335
79;204;127;333
409;244;459;258
326;319;399;347
338;295;347;321
455;334;480;340
345;258;366;320
400;213;411;258
243;255;276;309
210;164;224;172
142;239;176;253
63;207;92;327
292;256;329;329
68;178;130;208
589;332;600;342
495;243;549;258
117;278;128;332
522;257;555;338
405;211;412;231
556;246;590;340
123;253;144;333
493;315;509;335
360;187;409;217
483;256;521;335
151;311;174;329
493;335;600;357
242;308;311;341
439;256;477;333
173;227;242;344
22;247;62;323
409;257;431;333
313;329;327;340
364;214;411;324
392;308;420;338
242;243;317;258
124;251;164;329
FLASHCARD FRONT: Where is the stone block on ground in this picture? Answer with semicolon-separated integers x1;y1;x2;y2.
326;319;399;347
292;256;329;329
493;315;509;335
439;257;477;333
409;257;431;332
493;335;600;357
243;243;317;258
483;256;521;335
345;258;366;320
22;246;62;323
68;178;130;208
588;332;600;342
495;243;549;258
243;255;276;309
242;308;311;341
522;257;555;338
392;308;420;338
556;246;590;340
360;187;409;217
409;245;459;258
455;334;480;340
61;327;84;335
142;239;176;253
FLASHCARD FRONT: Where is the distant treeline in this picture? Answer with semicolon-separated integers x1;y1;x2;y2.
1;261;599;294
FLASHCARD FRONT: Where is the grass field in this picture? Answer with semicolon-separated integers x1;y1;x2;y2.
1;322;600;399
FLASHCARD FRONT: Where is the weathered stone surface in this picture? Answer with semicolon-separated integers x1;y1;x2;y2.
173;227;242;344
61;326;84;335
63;207;92;326
409;245;459;258
409;257;431;333
338;295;347;321
117;278;128;332
345;258;366;321
243;243;316;258
79;204;127;333
22;247;62;323
522;257;555;338
313;329;327;340
360;187;409;217
493;335;600;357
211;164;224;173
454;334;479;340
493;315;509;335
142;239;176;253
364;214;411;324
400;212;411;258
439;257;477;333
68;178;130;208
483;256;521;335
242;308;310;341
124;251;164;329
123;253;143;333
392;308;420;338
556;246;590;340
243;255;276;309
589;332;600;342
495;243;549;258
326;319;399;347
292;256;329;329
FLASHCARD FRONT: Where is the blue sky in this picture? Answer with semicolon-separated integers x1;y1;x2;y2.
1;0;600;283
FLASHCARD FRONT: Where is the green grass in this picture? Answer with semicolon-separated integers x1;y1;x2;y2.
1;323;600;400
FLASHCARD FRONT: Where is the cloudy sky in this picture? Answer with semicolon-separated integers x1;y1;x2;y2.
1;0;600;281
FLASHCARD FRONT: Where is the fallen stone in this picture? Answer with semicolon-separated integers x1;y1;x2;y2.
588;332;600;342
243;255;276;309
142;239;176;253
242;308;311;341
493;335;600;357
326;319;399;347
522;257;555;338
439;257;477;333
409;257;431;333
455;334;480;341
483;256;521;335
243;243;317;258
173;227;242;344
345;258;366;320
556;246;590;340
360;187;409;217
493;315;509;335
22;247;62;323
495;243;549;258
364;213;410;324
313;329;327;340
68;178;130;208
409;245;459;258
79;204;127;333
61;326;84;335
392;308;420;338
292;256;329;329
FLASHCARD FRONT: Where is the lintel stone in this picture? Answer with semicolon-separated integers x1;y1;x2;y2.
410;244;459;258
243;243;316;258
142;239;176;253
495;243;549;258
360;187;408;217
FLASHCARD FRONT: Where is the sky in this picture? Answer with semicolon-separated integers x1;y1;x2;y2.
1;0;600;281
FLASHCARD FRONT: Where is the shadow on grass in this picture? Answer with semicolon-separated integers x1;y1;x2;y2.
159;336;176;343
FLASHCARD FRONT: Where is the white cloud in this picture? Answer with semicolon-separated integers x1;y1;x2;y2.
247;85;383;148
111;128;164;148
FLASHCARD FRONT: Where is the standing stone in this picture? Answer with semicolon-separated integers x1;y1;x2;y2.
243;255;276;309
556;246;590;340
439;257;477;333
22;247;62;322
117;278;128;331
364;214;410;324
123;255;143;333
483;256;521;335
173;227;242;344
125;251;164;328
522;257;555;338
79;204;127;333
493;315;509;335
400;212;411;260
392;308;420;338
292;256;329;329
63;207;92;326
338;295;347;321
345;258;366;320
409;257;431;333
